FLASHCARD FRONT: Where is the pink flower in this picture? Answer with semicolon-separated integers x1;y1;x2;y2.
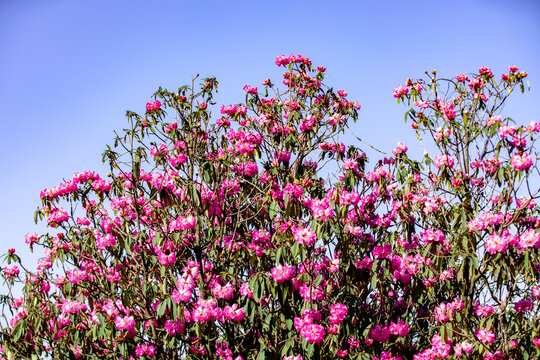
135;343;155;358
329;303;348;324
24;233;39;245
270;264;295;283
511;152;533;171
370;324;390;342
3;266;20;280
301;323;325;343
392;142;408;156
393;85;409;98
223;304;244;322
485;230;513;254
434;155;455;169
479;66;494;78
292;226;316;246
212;282;234;300
164;319;184;336
243;85;258;94
389;321;408;337
475;328;495;344
454;341;473;357
146;100;161;112
115;315;135;331
474;304;495;317
514;298;532;313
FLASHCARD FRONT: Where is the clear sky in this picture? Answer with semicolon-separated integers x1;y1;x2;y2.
1;0;539;271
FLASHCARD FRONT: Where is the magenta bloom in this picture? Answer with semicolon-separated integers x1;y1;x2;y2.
434;155;455;169
329;303;348;324
370;324;390;342
270;264;295;283
511;152;533;171
392;142;408;156
292;226;316;246
115;315;135;331
146;100;161;112
393;85;409;98
475;328;495;344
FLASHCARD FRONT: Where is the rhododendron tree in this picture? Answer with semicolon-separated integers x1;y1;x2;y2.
1;56;539;360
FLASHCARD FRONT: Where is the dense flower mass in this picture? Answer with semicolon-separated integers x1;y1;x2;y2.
1;57;539;360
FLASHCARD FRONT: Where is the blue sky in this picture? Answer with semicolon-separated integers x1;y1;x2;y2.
1;0;539;268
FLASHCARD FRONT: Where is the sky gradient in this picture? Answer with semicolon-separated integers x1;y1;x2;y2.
1;0;539;269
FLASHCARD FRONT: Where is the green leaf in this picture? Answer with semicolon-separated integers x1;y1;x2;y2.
256;349;267;360
291;241;300;259
269;201;280;220
281;339;294;357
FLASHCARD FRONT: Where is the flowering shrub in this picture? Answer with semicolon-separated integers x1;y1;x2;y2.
1;56;539;360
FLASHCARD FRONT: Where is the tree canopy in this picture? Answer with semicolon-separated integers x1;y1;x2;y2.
1;55;539;360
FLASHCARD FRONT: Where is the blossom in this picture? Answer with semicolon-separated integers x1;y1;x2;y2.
270;264;295;283
392;142;408;156
511;152;533;171
135;343;155;358
164;319;184;336
146;100;161;112
329;303;348;324
370;324;390;342
3;266;20;280
485;230;515;254
474;304;495;317
475;328;495;344
393;85;409;98
389;321;408;337
223;304;244;322
115;315;135;331
434;155;454;169
514;298;532;313
292;226;316;246
24;233;39;245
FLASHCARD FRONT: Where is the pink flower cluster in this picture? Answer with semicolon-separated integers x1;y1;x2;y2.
329;303;348;324
46;207;69;225
3;266;20;280
474;303;495;317
221;104;247;116
393;85;409;98
392;142;408;156
511;152;533;171
413;335;451;360
519;229;540;249
514;298;532;313
434;298;464;322
168;215;196;232
292;226;316;246
135;343;155;358
453;341;473;357
485;229;517;254
467;212;508;232
242;85;258;94
433;155;454;169
146;100;161;112
270;264;295;283
294;309;325;344
115;315;135;331
275;54;312;67
475;328;495;344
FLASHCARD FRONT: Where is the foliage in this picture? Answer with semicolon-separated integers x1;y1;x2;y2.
1;56;539;360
